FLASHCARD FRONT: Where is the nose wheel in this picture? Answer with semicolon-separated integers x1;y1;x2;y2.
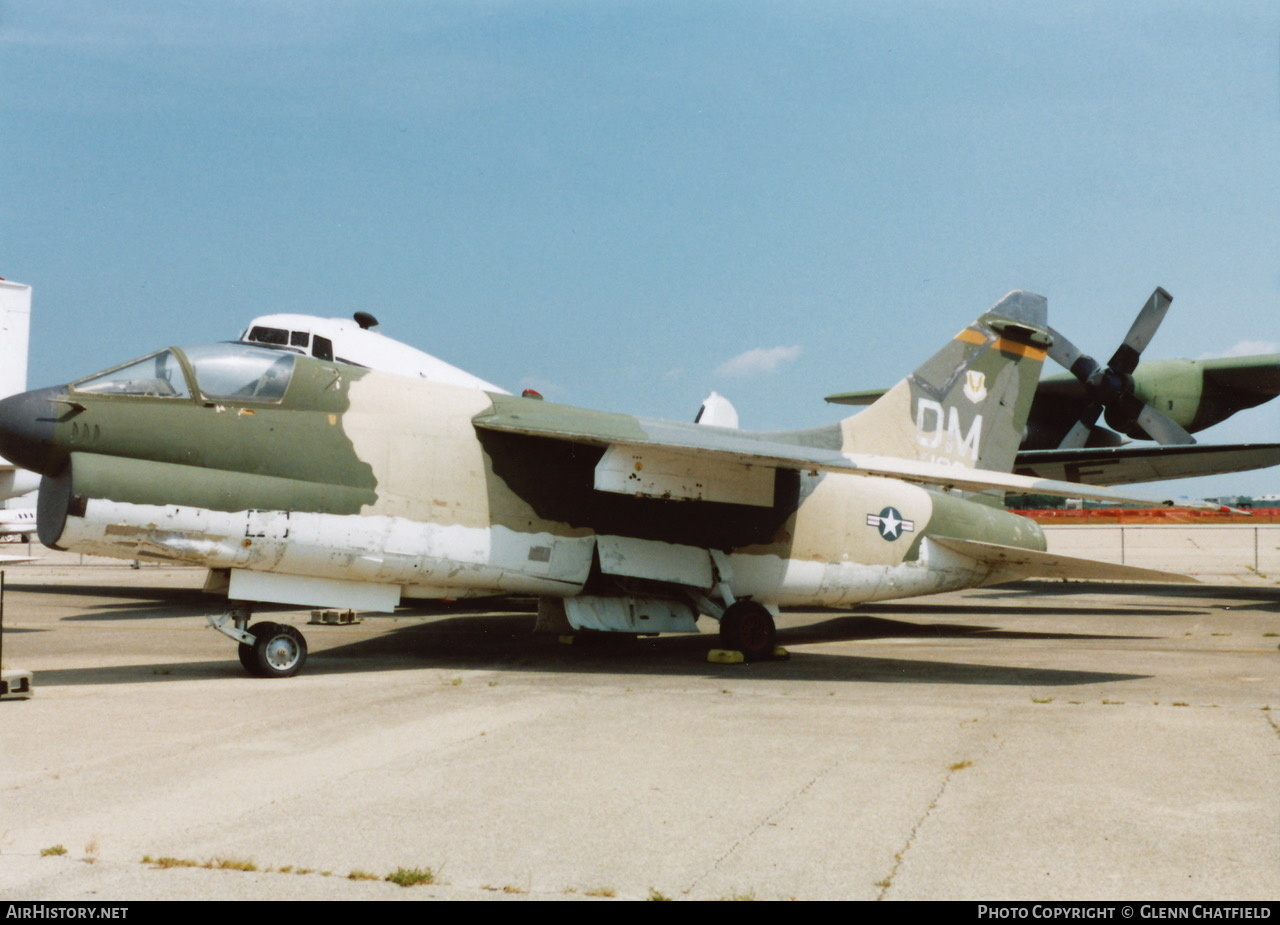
238;621;308;678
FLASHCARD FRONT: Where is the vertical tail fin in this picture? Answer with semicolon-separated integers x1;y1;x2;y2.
0;280;30;401
840;290;1049;474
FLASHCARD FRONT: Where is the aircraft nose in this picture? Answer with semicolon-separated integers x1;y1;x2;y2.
0;386;70;475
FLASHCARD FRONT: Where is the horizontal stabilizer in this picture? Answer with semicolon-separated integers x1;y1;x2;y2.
929;535;1197;584
824;388;886;407
1015;443;1280;487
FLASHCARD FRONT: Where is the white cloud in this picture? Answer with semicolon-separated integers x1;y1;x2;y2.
1199;340;1279;359
715;345;802;378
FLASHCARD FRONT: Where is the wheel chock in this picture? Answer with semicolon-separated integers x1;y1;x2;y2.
1;669;33;700
707;647;790;664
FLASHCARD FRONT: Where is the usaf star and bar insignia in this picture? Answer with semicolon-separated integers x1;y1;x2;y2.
866;506;915;541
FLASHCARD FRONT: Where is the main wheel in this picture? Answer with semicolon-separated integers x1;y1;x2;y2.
719;601;777;662
244;622;307;678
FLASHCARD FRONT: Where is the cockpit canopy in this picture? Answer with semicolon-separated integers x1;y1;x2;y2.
243;324;334;362
72;343;296;403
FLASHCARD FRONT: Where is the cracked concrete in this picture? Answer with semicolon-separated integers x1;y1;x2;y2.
0;559;1276;900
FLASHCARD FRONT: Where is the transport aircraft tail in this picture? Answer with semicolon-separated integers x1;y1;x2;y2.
0;280;30;401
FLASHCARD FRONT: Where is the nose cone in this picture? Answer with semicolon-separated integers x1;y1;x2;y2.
0;386;71;475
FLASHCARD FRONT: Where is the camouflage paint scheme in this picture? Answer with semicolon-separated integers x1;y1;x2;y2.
0;292;1190;632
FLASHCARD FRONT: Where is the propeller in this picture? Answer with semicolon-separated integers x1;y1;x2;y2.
1046;287;1196;448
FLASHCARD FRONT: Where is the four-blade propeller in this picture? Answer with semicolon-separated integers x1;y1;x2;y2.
1046;287;1196;449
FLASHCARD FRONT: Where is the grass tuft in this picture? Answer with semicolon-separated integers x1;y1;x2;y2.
386;866;435;887
347;869;380;881
647;888;672;901
949;760;972;771
584;886;614;897
40;845;67;857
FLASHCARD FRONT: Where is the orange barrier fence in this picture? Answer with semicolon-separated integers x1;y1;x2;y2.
1013;507;1280;525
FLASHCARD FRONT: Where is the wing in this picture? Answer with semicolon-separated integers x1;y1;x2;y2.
472;399;1222;510
1014;443;1280;487
1200;353;1280;398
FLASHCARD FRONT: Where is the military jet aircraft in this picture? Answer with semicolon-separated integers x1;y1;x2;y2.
827;288;1280;486
0;290;1207;678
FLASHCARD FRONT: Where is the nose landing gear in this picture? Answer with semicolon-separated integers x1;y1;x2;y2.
239;622;308;678
208;604;309;678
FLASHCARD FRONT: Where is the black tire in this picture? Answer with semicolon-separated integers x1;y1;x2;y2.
719;601;777;661
245;621;307;678
238;621;277;674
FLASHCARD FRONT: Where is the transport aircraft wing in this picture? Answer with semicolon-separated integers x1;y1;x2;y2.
1014;443;1280;487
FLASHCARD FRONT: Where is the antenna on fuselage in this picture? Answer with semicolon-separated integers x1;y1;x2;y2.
353;312;379;330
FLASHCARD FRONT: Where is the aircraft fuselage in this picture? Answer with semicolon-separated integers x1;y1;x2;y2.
1;344;1043;615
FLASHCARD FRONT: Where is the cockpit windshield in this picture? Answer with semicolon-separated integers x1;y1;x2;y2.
180;343;296;402
73;349;191;398
72;344;297;403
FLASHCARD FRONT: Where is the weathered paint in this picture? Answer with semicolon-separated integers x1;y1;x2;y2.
52;497;596;597
0;290;1188;631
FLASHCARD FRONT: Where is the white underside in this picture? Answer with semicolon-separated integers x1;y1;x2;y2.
55;500;992;612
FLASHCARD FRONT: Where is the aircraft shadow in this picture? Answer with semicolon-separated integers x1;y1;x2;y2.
801;602;1197;620
973;580;1280;609
30;610;1149;689
18;587;533;621
783;614;1155;643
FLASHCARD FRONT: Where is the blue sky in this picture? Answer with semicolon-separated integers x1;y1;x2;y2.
3;1;1278;496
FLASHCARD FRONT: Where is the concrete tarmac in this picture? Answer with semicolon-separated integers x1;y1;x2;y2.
0;556;1276;901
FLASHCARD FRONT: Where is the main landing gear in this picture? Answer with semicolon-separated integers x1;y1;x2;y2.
716;600;779;662
208;604;309;678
